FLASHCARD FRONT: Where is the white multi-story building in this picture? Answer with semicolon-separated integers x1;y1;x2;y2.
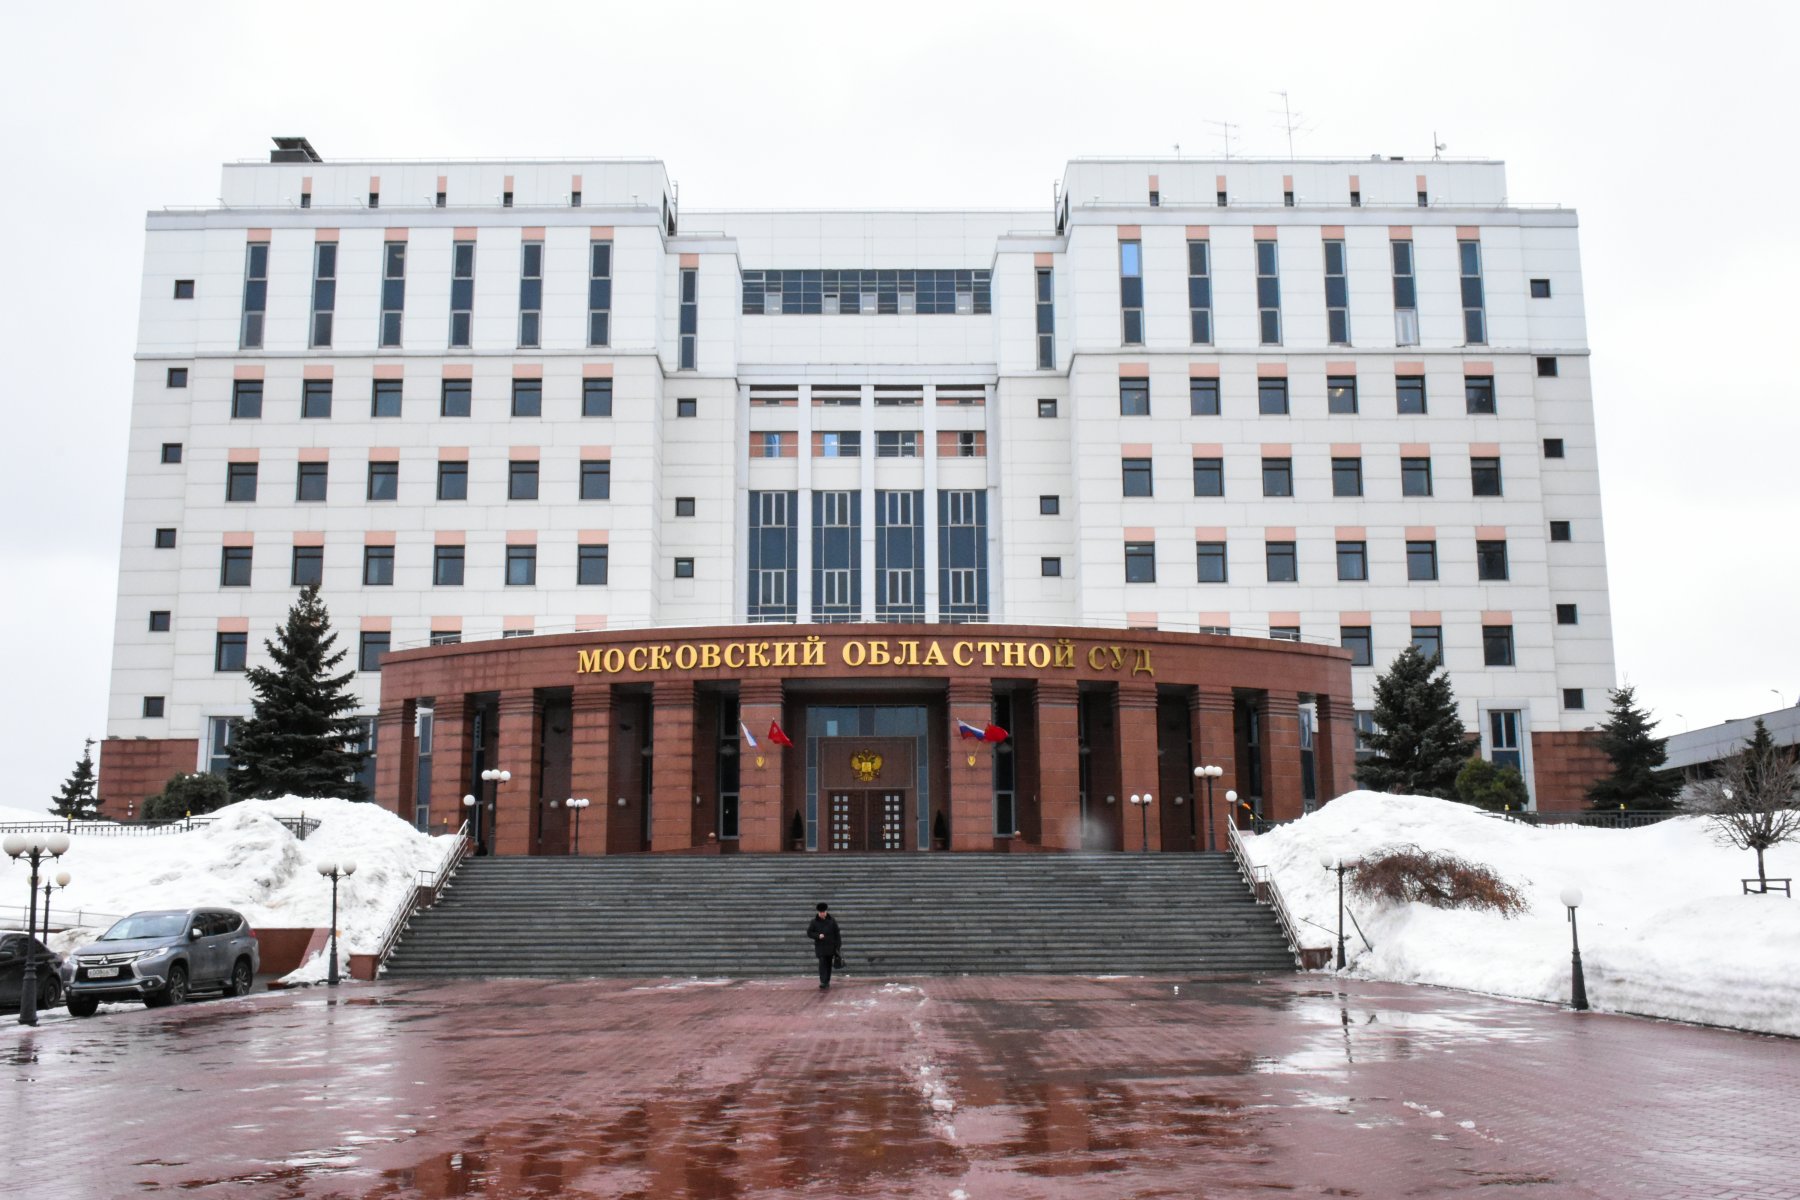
100;138;1615;824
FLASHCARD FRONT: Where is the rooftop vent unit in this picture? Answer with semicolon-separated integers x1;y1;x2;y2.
270;136;322;164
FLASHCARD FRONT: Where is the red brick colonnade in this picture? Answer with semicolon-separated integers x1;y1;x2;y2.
374;624;1353;855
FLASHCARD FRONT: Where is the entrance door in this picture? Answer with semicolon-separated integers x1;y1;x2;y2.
826;791;908;852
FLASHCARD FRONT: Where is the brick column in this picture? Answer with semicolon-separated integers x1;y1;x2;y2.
1114;682;1161;851
1261;692;1304;822
1034;680;1082;851
947;678;994;851
1314;693;1358;804
1191;689;1237;851
568;683;612;856
428;698;473;836
493;690;543;856
737;679;785;852
651;680;697;853
372;697;416;825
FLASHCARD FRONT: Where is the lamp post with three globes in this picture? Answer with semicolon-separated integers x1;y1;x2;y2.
315;859;357;986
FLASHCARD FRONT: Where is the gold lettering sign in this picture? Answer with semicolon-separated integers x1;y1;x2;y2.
572;635;1154;678
849;750;883;783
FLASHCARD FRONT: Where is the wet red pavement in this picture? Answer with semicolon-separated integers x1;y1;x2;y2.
4;974;1796;1199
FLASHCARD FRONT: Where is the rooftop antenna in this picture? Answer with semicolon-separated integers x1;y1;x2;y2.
1204;119;1239;160
1269;91;1312;159
1173;142;1181;159
1433;131;1447;160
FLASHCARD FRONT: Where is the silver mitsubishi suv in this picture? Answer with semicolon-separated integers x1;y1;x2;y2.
65;909;259;1016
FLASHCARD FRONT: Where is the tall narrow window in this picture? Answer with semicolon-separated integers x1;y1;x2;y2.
749;491;797;622
380;240;406;348
450;240;475;348
588;240;612;346
1324;238;1349;344
240;241;268;348
1034;267;1055;368
1255;239;1281;345
876;490;925;622
679;266;698;370
1392;240;1418;346
518;240;543;348
1119;240;1144;345
1187;240;1212;344
1459;239;1486;344
812;491;861;622
1489;710;1523;769
310;241;337;347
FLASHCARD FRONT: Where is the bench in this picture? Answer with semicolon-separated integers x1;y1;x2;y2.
1743;878;1792;897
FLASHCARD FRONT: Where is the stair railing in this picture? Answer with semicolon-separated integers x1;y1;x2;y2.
371;821;472;973
1226;820;1323;969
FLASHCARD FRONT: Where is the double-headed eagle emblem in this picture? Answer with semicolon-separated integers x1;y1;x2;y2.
849;750;884;783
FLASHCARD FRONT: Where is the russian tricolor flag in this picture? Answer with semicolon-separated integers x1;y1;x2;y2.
956;720;1009;744
739;721;758;749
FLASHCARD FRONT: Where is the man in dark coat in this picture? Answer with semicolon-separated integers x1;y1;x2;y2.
806;902;842;989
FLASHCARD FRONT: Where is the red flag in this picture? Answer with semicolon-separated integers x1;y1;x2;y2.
768;721;794;747
982;723;1009;744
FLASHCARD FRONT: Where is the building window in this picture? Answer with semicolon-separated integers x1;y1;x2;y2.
1396;374;1426;414
1121;457;1154;497
433;546;464;586
1118;239;1144;345
1332;456;1363;497
1124;541;1156;583
155;528;177;549
1119;376;1150;416
1406;540;1438;581
679;266;698;370
508;461;539;500
1037;397;1057;418
1391;240;1418;346
359;632;390;673
1258;378;1289;416
1564;688;1585;710
214;631;247;673
875;431;919;458
755;432;784;458
583;378;612;417
674;557;695;579
1471;456;1503;496
518;240;543;348
1350;189;1362;208
578;544;609;586
938;489;988;621
173;279;195;299
677;397;697;418
1544;438;1565;459
1537;356;1559;377
365;378;402;419
220;545;253;586
226;462;258;502
1265;541;1297;582
161;443;183;464
1336;540;1368;581
437;461;468;501
1192;457;1223;497
508;378;541;418
363;546;395;586
1411;625;1443;662
1417;189;1429;207
450;240;475;348
1041;557;1061;578
580;460;611;500
1459;239;1486;344
819;431;861;458
506;546;537;586
876;490;925;621
1327;375;1357;414
143;696;165;719
948;430;985;457
1261;457;1293;497
231;379;263;420
308;242;337;347
149;610;171;632
441;379;471;418
1196;540;1228;583
240;241;268;348
1549;520;1572;542
1530;278;1552;298
1483;626;1515;667
167;367;188;389
302;379;332;420
1035;266;1055;368
379;241;406;348
295;461;328;502
291;545;323;587
1465;375;1496;415
434;190;446;208
1556;602;1579;625
1354;709;1375;761
587;241;612;346
1324;239;1350;344
1401;456;1433;496
1039;495;1060;516
367;461;398;501
1255;239;1281;344
1477;539;1510;581
1188;240;1212;344
502;189;513;208
1341;625;1373;667
1489;709;1523;771
369;189;380;208
1189;378;1219;416
1216;188;1228;206
675;496;695;517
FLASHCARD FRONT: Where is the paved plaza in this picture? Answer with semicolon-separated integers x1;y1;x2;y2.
5;974;1796;1198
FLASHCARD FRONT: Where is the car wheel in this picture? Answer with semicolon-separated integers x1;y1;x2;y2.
66;995;99;1018
38;976;61;1010
146;964;189;1008
228;958;254;998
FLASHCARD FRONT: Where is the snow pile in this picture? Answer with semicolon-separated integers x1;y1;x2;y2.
1243;792;1800;1036
2;798;455;982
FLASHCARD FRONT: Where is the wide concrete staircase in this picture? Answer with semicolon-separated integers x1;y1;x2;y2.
382;854;1296;979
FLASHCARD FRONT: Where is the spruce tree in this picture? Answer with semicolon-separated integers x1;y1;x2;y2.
1356;645;1469;798
51;738;102;824
1586;685;1681;810
229;585;369;800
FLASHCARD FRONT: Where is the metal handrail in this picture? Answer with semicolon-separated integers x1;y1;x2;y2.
1227;822;1311;968
0;905;127;934
370;821;472;971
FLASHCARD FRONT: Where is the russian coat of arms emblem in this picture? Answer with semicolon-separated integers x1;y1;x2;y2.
849;750;884;783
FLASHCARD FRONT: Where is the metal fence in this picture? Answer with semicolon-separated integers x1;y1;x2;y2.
1491;810;1679;830
0;816;320;840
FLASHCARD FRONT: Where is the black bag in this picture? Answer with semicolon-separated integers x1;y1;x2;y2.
832;951;846;970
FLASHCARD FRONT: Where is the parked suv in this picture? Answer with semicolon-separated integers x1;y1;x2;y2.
65;909;259;1016
0;932;63;1012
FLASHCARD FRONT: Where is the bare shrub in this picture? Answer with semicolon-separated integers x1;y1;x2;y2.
1348;845;1529;917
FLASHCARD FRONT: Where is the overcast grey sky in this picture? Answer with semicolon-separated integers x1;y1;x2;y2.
3;0;1796;811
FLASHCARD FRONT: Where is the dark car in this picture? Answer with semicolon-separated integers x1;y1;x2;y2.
0;932;63;1012
64;909;259;1016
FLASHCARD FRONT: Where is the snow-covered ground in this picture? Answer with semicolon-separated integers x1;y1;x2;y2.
1243;792;1800;1037
0;798;455;983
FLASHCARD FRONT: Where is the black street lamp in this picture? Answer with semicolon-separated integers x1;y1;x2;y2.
1192;765;1223;851
1561;885;1589;1011
1320;853;1350;970
40;870;71;940
314;859;357;987
1128;792;1154;853
564;797;591;855
4;832;70;1026
475;767;510;856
